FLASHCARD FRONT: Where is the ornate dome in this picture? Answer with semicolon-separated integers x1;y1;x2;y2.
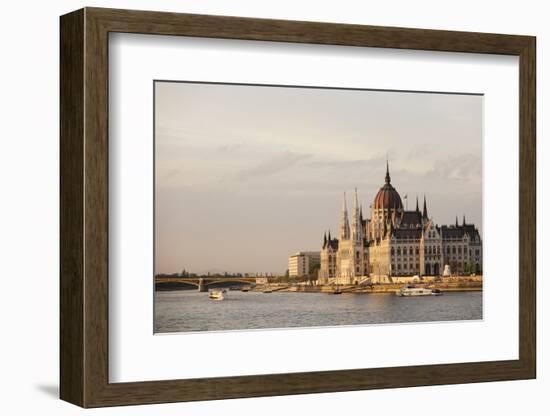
373;162;403;210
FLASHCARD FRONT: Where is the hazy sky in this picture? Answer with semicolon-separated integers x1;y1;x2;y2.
155;82;482;275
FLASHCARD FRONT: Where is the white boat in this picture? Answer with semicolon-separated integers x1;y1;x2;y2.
396;285;435;297
208;289;226;300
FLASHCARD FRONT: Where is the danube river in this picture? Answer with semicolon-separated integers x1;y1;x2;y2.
154;290;482;333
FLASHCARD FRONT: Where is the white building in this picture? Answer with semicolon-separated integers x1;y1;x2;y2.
288;251;321;277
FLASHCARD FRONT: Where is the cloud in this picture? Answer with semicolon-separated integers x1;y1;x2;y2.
308;159;371;169
235;150;312;180
306;153;386;169
424;153;482;183
160;167;181;181
217;143;244;153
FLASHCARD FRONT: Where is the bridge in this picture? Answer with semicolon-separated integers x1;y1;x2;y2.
155;276;258;292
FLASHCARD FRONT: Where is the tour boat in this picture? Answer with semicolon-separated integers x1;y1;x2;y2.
209;289;226;300
396;285;434;297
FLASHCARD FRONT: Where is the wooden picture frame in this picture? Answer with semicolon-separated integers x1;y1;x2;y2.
60;7;536;408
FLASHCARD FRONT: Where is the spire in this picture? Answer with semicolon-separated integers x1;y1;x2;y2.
422;195;428;220
456;216;459;227
323;232;327;248
351;188;363;243
463;214;466;226
339;192;350;240
328;230;331;242
415;195;419;212
385;159;391;184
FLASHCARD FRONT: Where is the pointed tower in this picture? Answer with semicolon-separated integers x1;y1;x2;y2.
422;195;428;220
385;159;391;184
351;188;363;244
323;232;327;249
456;216;459;227
339;192;350;241
415;195;419;212
463;214;466;226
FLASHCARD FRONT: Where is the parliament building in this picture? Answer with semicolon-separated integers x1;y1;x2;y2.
318;163;483;285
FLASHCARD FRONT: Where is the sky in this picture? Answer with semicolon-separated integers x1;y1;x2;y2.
155;81;482;275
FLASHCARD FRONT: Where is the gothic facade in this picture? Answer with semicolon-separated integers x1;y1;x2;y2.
318;163;483;285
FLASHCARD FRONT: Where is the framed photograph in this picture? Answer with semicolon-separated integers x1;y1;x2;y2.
60;7;536;407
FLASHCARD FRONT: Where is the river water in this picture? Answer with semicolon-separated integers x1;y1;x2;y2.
154;290;482;333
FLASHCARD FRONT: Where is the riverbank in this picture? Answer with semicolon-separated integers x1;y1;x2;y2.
155;276;483;294
251;279;482;294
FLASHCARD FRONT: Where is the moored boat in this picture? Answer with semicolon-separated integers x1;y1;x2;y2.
396;285;435;297
209;289;226;300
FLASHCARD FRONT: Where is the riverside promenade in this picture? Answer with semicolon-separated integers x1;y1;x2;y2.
251;276;483;295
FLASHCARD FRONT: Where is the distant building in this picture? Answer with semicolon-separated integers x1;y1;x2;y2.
288;251;321;277
318;162;482;284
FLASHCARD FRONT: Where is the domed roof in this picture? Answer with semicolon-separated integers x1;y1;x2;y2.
373;162;403;210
